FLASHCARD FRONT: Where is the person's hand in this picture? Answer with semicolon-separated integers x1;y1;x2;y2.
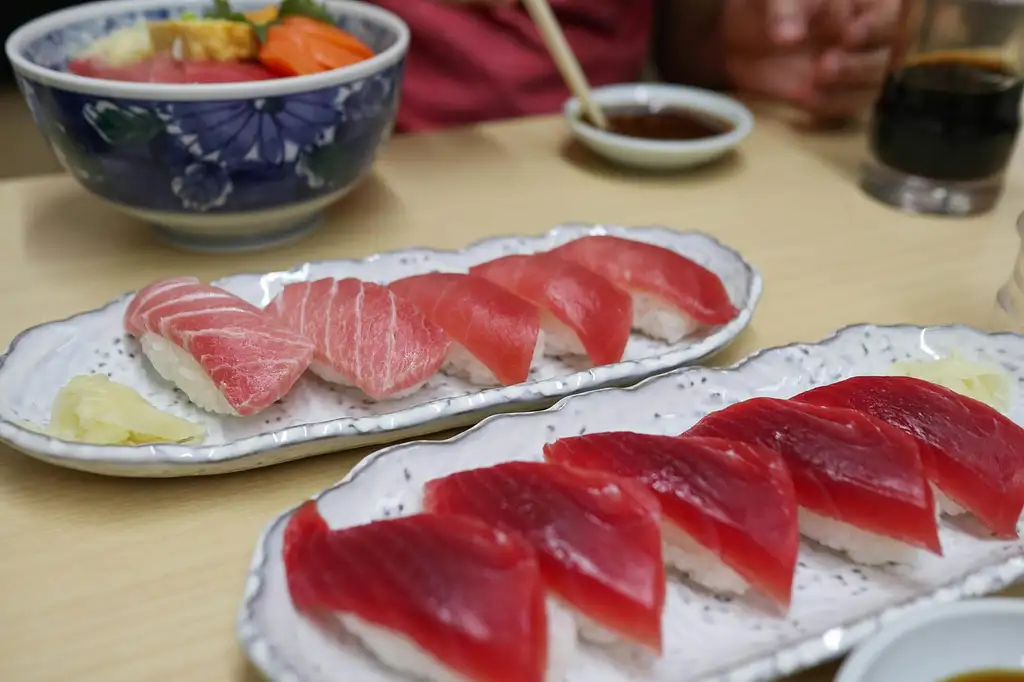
720;0;904;120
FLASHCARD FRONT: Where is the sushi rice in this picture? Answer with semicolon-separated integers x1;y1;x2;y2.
340;597;577;682
139;333;238;416
443;332;547;386
660;522;750;597
798;508;932;565
631;293;702;345
539;312;588;358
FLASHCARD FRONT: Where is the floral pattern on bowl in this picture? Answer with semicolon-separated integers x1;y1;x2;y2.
7;0;407;249
12;3;402;214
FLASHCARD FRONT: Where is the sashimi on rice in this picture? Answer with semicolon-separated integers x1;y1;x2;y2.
550;235;739;343
389;272;545;386
123;276;314;416
469;254;633;365
283;502;577;682
544;432;800;610
794;375;1024;538
265;278;449;400
423;461;666;651
685;397;942;564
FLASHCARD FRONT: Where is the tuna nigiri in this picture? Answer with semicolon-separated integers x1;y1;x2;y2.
124;276;314;416
389;273;544;386
283;503;577;682
469;254;633;366
544;433;800;610
794;375;1024;539
423;461;666;651
265;278;449;400
550;236;739;343
686;398;942;564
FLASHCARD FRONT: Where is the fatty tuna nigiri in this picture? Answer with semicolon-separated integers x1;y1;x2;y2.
550;236;738;343
794;375;1024;539
424;461;666;651
284;503;577;682
266;278;449;400
124;276;314;416
685;398;942;564
544;433;800;610
469;254;633;366
389;273;544;386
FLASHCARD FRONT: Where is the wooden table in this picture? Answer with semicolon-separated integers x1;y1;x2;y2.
2;110;1023;682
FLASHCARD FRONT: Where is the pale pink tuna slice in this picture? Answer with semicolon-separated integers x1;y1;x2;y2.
123;276;314;416
266;278;449;400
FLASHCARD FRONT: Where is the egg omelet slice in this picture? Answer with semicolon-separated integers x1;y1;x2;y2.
148;19;259;61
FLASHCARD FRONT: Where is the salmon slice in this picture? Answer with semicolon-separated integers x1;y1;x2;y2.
544;432;799;610
794;375;1024;539
423;461;666;651
265;278;448;400
283;503;575;682
470;254;633;366
124;276;313;416
389;273;544;386
685;397;942;563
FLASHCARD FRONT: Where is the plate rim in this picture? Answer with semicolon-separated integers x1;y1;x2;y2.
0;222;762;473
234;321;1024;682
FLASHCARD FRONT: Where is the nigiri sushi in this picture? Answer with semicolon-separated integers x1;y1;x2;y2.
265;278;449;400
686;398;942;564
794;376;1024;539
389;273;545;386
123;276;314;416
423;461;666;651
544;433;800;610
283;503;576;682
469;254;633;365
550;236;739;343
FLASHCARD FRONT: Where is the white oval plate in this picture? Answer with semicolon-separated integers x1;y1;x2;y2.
0;223;761;477
237;323;1024;682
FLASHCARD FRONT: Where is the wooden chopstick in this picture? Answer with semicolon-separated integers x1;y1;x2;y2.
520;0;610;129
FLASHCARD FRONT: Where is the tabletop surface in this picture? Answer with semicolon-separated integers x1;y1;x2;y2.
2;108;1023;682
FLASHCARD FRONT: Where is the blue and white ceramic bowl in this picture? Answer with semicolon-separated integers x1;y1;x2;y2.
6;0;409;252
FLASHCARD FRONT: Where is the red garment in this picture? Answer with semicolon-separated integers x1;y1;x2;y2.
372;0;655;132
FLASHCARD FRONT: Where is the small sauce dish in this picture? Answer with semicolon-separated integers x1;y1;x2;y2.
563;83;754;171
835;598;1024;682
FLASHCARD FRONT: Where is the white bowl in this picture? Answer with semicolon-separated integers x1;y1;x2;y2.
563;83;754;171
835;598;1024;682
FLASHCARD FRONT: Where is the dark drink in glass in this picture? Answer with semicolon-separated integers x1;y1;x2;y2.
860;0;1024;216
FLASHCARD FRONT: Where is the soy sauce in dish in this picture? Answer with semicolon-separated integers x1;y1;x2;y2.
600;107;734;141
942;670;1024;681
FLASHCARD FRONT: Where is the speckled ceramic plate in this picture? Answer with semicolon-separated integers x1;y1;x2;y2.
0;223;760;477
237;323;1024;682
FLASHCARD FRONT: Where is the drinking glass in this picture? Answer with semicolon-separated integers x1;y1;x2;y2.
860;0;1024;216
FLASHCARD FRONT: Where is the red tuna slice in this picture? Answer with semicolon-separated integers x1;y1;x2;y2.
283;502;552;682
549;236;739;329
265;278;449;400
685;397;942;558
389;272;543;386
123;276;314;416
794;375;1024;539
423;461;666;651
68;55;277;83
544;432;799;610
469;254;633;366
